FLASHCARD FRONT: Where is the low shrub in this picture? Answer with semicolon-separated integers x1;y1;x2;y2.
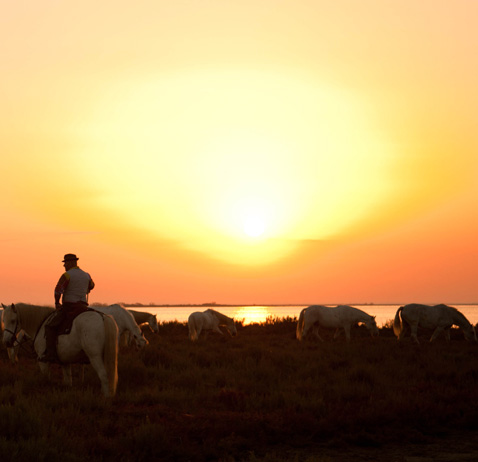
1;318;477;461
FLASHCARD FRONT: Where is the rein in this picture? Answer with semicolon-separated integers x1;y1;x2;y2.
3;319;19;345
13;332;37;359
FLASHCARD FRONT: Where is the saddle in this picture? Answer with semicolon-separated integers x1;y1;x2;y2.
56;304;92;336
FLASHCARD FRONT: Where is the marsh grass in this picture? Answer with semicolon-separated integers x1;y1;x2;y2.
1;319;478;461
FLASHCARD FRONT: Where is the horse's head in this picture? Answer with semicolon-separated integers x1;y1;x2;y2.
1;303;20;348
227;320;237;337
133;333;149;349
464;325;477;342
149;315;159;334
366;316;380;337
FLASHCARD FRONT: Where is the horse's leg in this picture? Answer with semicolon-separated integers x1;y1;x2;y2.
398;323;409;341
88;354;111;397
333;328;343;339
301;323;309;339
312;325;324;342
7;347;18;364
410;323;420;344
430;327;445;342
444;328;451;342
302;320;312;339
62;365;73;387
79;326;115;397
37;362;51;380
343;325;352;342
188;321;195;341
77;364;86;383
212;325;224;336
196;324;203;340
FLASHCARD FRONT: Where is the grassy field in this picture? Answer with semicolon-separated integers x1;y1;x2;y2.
1;317;478;461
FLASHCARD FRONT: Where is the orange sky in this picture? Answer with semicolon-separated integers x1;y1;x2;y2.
1;1;477;305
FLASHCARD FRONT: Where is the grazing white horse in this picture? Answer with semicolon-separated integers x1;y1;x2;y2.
129;310;159;333
188;309;237;342
296;305;379;342
94;304;148;348
2;303;118;397
393;303;477;344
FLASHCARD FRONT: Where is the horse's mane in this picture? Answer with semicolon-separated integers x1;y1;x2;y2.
207;309;233;325
130;310;151;323
344;305;370;316
16;303;54;334
340;305;374;322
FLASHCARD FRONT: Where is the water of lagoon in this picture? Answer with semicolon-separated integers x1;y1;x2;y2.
128;304;478;328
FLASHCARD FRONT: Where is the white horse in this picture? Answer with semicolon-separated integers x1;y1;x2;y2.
94;304;149;349
2;303;118;397
2;306;32;364
393;303;477;344
188;309;237;341
128;310;159;333
296;305;379;342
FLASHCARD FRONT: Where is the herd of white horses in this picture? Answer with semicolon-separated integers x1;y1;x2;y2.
1;303;476;398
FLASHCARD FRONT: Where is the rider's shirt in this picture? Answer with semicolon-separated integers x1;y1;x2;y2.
55;266;95;304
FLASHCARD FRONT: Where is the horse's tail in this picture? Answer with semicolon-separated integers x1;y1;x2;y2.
296;308;306;341
393;306;404;338
188;316;197;342
103;314;119;397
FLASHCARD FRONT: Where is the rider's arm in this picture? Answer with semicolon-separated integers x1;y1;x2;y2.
54;273;70;307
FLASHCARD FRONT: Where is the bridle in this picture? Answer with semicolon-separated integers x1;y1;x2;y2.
3;316;20;348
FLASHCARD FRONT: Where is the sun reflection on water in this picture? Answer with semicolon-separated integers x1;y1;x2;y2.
233;306;272;325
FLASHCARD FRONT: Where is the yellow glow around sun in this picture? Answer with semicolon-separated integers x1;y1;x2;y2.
76;69;396;265
243;214;265;238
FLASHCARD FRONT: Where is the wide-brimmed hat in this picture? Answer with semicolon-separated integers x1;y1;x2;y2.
62;254;79;262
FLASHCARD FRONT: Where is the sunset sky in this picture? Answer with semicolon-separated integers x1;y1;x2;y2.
2;1;477;306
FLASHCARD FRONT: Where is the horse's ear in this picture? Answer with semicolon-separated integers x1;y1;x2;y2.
12;303;16;312
1;303;5;309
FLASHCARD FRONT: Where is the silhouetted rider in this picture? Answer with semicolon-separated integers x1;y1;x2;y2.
39;253;95;362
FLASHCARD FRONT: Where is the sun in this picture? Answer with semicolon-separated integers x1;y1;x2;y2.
234;306;271;324
80;69;397;265
243;214;266;238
